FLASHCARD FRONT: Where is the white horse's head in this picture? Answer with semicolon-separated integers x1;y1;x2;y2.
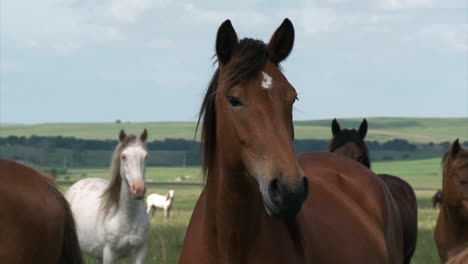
168;189;175;199
119;129;148;200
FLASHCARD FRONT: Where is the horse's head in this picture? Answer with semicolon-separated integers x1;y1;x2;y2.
168;189;175;200
442;139;468;215
201;19;307;219
119;129;148;200
329;118;370;168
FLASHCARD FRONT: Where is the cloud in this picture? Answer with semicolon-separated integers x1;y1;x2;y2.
110;0;150;24
421;23;468;52
0;59;35;73
372;0;466;10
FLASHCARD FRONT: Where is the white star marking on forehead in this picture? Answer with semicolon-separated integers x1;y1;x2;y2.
261;71;273;89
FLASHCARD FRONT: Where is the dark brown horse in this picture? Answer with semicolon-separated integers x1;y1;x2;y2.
435;139;468;262
433;190;443;208
0;159;83;264
179;19;403;263
328;118;417;264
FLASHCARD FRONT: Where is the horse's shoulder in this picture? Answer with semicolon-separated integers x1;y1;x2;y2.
298;152;388;229
297;152;378;187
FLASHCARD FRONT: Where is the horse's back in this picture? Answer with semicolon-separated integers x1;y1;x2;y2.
297;152;404;263
0;159;64;263
66;178;109;257
66;178;108;204
147;193;166;206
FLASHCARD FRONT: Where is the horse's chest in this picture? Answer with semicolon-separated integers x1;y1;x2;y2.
105;218;148;251
114;233;146;251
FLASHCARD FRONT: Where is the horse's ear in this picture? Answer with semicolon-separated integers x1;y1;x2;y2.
216;19;238;65
119;129;127;142
268;18;294;64
449;138;461;158
140;129;148;143
358;119;368;139
331;118;341;136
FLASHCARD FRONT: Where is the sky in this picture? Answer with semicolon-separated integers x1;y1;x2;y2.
1;0;467;124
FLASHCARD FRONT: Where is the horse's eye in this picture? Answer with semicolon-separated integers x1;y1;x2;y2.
122;155;127;161
145;155;148;160
227;96;242;107
460;180;468;186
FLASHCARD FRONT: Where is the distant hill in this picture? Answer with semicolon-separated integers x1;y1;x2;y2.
1;117;467;143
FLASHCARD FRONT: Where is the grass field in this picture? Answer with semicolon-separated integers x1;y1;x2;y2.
2;117;467;143
56;157;445;263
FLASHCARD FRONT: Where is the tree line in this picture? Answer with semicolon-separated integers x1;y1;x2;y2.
0;135;459;168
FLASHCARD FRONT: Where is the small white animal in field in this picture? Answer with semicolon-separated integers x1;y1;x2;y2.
146;189;175;218
65;129;150;264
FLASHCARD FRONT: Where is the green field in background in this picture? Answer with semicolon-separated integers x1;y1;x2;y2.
61;157;443;189
56;157;446;263
2;117;467;143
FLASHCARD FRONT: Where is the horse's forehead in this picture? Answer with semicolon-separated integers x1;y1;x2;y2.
253;63;293;96
336;141;364;154
122;144;146;156
451;161;468;173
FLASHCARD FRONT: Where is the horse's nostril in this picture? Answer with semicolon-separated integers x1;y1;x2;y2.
271;179;279;192
269;178;282;203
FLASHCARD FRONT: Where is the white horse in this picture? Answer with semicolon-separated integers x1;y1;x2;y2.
66;129;150;264
146;189;175;218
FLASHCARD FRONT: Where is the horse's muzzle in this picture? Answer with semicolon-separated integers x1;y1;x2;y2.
266;176;309;218
131;180;146;200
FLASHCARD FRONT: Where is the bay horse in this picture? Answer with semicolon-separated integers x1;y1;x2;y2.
179;19;403;263
65;129;149;263
0;159;83;263
328;118;417;264
435;139;468;262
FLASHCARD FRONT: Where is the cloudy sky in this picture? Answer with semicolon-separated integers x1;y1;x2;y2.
1;0;467;124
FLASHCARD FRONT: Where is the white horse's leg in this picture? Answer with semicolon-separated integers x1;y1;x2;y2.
103;246;118;264
146;201;152;215
132;244;148;264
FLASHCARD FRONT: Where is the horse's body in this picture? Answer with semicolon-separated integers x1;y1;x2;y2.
179;19;403;264
329;118;417;264
0;159;83;264
66;130;149;263
146;189;175;217
435;139;468;262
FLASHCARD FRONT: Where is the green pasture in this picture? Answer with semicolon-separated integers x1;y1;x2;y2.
2;117;467;143
63;166;203;183
56;157;446;263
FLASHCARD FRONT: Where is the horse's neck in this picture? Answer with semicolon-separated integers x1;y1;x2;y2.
116;179;143;219
443;204;468;241
203;160;266;261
